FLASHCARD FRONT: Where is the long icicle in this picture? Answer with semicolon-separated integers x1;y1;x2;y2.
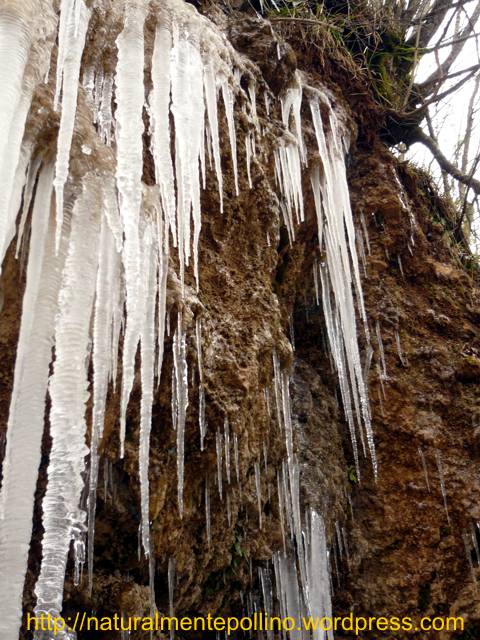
53;0;91;251
34;177;101;622
116;0;147;458
0;165;67;639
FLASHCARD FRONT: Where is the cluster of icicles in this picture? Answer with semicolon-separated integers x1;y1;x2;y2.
0;0;375;637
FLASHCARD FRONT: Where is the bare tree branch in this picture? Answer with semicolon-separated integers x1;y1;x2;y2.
413;127;480;194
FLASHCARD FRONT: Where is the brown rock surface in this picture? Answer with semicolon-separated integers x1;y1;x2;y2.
0;4;478;640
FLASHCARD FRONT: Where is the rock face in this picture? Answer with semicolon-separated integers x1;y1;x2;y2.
0;3;479;639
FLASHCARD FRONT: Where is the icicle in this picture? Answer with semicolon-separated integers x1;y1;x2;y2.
53;0;91;252
306;510;334;640
221;80;239;197
172;311;189;517
34;176;101;623
0;7;30;162
254;461;263;530
435;450;450;526
88;199;121;594
226;492;232;527
171;25;205;289
375;320;388;380
360;211;371;255
224;418;231;484
99;74;114;146
0;165;67;639
150;22;177;244
418;447;430;492
204;61;224;212
155;197;169;388
245;132;254;189
205;477;211;546
196;316;207;450
216;429;224;500
168;556;176;640
313;260;320;306
395;330;408;367
309;95;376;477
0;4;46;269
116;0;147;458
281;77;306;164
139;221;157;556
233;432;240;484
277;470;287;554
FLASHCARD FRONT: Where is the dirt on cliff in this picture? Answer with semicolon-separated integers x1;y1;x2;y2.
0;4;479;640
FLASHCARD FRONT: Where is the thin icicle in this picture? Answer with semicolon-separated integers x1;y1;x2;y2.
435;449;450;526
204;61;224;211
196;316;207;450
150;22;177;244
221;80;239;196
172;311;189;517
205;476;211;546
254;461;263;530
139;222;157;556
375;320;388;380
395;330;408;367
53;0;90;252
233;432;240;484
216;429;224;500
171;25;205;289
116;0;147;458
309;94;376;477
418;447;430;492
306;510;334;640
224;418;231;484
168;556;175;640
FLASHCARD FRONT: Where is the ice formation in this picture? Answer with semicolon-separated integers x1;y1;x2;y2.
0;0;377;634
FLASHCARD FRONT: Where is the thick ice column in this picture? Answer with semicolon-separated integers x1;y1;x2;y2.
0;165;66;640
34;177;101;620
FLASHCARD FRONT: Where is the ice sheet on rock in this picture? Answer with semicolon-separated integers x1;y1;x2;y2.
54;0;91;252
34;176;101;622
115;0;147;458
